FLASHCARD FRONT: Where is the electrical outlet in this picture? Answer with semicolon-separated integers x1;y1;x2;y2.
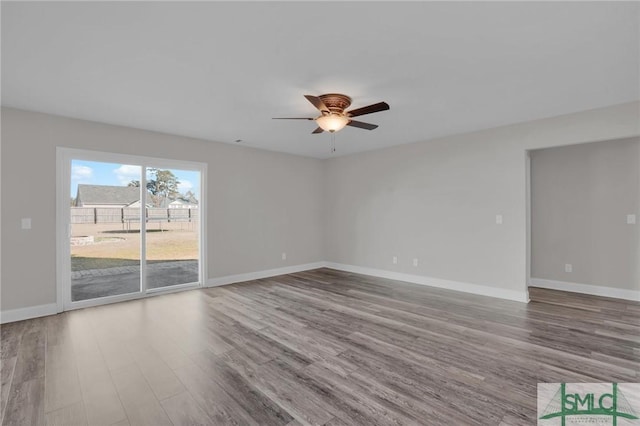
627;214;636;225
281;252;287;260
565;263;573;273
413;258;418;267
496;214;503;225
21;218;31;230
392;256;398;264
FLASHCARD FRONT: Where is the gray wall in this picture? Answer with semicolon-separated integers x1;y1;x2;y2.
323;102;639;298
1;107;324;311
531;138;639;289
1;102;639;311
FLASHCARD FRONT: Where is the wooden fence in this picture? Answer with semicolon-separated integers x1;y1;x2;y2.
70;207;199;224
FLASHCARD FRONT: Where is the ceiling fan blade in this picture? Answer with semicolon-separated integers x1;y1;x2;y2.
304;95;330;113
346;101;390;117
347;120;378;130
311;127;324;134
272;117;314;120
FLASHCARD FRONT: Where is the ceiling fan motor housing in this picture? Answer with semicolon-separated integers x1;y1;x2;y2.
318;93;352;114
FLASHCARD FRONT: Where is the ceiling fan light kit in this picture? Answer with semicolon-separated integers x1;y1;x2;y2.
316;114;349;132
274;93;390;134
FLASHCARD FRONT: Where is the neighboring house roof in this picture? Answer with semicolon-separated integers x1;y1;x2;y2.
177;197;199;205
76;184;140;206
125;200;153;208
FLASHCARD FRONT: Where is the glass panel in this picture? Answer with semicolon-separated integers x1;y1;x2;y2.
145;167;200;289
70;160;142;301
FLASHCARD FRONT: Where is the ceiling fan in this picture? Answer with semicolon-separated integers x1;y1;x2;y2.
273;93;390;134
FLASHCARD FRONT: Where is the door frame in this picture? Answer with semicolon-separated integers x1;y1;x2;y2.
525;150;532;302
56;147;207;312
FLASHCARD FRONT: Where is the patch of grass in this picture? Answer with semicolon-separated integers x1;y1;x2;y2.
70;223;199;271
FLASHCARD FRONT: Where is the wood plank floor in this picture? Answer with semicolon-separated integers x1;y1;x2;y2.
1;268;638;425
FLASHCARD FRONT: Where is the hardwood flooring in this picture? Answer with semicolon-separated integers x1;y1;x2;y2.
1;268;638;425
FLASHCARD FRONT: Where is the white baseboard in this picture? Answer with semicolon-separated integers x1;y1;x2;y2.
207;262;327;287
325;262;529;303
1;261;537;323
529;278;640;301
1;303;59;324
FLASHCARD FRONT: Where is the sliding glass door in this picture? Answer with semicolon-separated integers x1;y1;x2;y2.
145;167;200;291
59;149;205;310
70;160;143;302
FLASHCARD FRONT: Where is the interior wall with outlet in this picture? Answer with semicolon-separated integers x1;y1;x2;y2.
530;137;640;290
1;107;325;311
1;102;639;312
324;102;639;296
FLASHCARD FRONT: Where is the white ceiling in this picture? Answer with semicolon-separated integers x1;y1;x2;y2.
2;2;638;158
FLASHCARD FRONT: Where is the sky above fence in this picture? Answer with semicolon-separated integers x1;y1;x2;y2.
71;160;201;199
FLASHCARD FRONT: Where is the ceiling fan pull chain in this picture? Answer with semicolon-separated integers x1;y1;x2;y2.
331;133;336;154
